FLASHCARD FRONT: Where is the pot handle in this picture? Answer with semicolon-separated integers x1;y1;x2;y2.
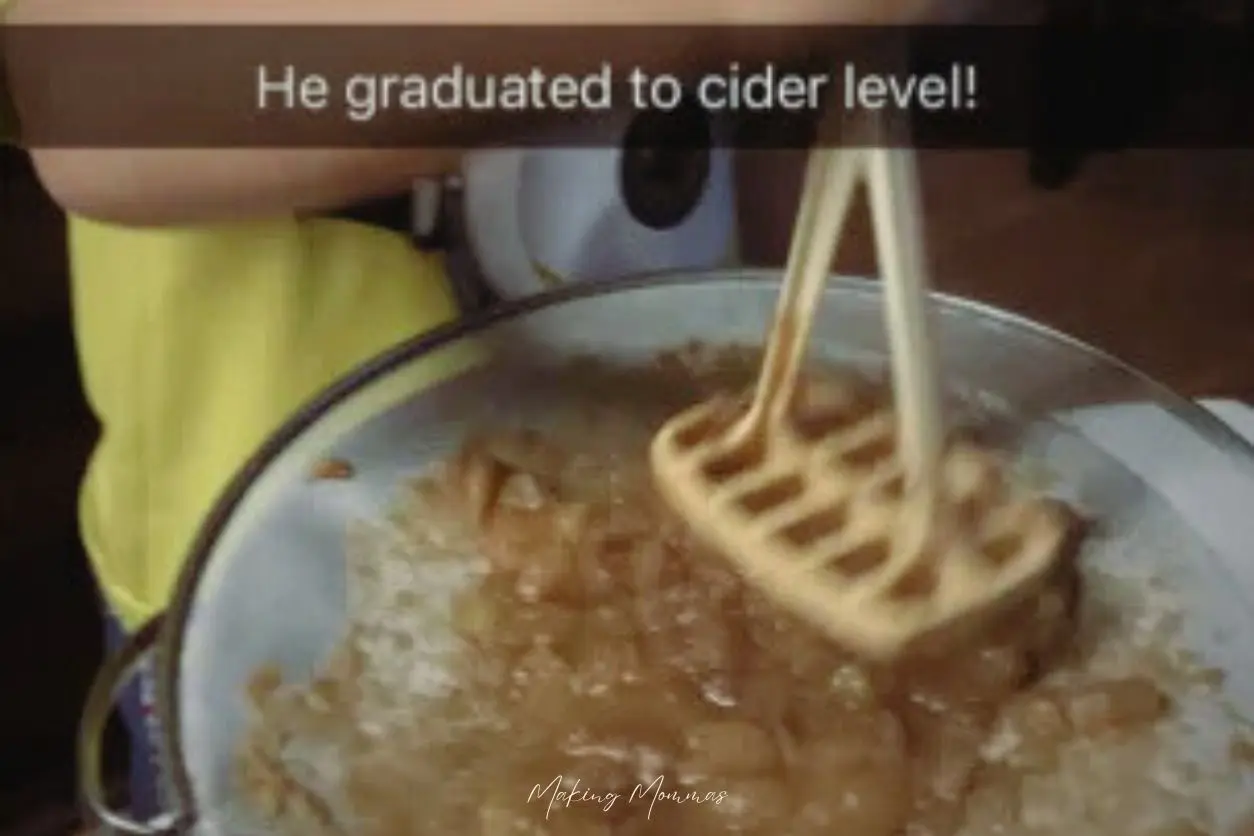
78;616;185;835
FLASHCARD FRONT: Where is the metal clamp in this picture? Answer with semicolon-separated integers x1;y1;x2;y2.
78;617;187;835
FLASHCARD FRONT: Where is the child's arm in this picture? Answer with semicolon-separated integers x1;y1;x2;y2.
6;0;931;226
25;148;463;227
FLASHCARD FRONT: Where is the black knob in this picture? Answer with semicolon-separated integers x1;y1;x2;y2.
620;95;712;231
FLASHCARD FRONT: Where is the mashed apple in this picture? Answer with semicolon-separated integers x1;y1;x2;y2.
233;362;1235;836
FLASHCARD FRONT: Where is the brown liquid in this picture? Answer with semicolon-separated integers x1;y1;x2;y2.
235;356;1190;836
238;414;1174;836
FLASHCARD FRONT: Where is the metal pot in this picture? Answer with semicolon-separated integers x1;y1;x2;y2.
78;270;1254;834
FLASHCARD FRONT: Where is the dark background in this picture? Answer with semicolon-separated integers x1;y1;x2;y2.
0;147;126;836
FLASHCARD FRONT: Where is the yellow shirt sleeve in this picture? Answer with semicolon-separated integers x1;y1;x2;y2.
0;0;471;629
73;216;472;631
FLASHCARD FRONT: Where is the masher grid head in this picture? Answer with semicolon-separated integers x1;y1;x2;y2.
650;378;1073;659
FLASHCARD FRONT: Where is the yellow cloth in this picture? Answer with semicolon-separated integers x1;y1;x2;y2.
71;218;462;631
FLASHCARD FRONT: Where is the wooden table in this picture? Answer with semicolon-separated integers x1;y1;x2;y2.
741;148;1254;402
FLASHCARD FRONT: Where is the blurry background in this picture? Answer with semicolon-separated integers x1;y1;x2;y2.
8;8;1254;825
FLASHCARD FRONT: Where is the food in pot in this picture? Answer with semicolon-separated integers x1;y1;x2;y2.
233;361;1244;836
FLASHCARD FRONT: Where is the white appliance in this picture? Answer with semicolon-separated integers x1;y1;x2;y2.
460;107;736;300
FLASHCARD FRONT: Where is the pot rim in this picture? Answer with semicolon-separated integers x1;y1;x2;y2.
152;267;1254;827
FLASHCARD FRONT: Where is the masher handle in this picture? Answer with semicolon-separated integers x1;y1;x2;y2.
867;146;944;488
750;145;864;425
